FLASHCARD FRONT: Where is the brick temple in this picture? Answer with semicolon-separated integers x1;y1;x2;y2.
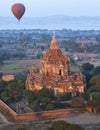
26;33;85;95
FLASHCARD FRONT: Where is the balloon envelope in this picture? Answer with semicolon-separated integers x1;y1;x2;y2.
11;3;25;21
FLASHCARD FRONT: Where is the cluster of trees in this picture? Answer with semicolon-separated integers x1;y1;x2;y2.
25;87;53;111
82;63;100;113
25;88;72;112
49;120;85;130
82;62;100;91
0;78;26;104
70;97;85;108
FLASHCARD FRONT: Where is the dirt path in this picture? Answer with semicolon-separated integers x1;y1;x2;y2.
0;113;10;124
54;112;100;124
0;113;13;129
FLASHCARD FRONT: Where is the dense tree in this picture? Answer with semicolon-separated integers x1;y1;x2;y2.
69;124;85;130
70;97;85;108
25;88;52;111
89;75;100;91
93;66;100;75
0;91;9;103
50;120;85;130
91;92;100;101
82;63;94;89
0;78;25;103
59;92;72;101
37;87;51;104
82;62;94;72
84;73;93;89
45;103;54;110
26;90;36;104
52;120;70;130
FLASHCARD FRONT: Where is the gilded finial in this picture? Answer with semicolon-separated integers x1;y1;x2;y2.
50;32;59;49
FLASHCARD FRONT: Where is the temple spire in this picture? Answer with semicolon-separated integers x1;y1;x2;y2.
50;32;59;49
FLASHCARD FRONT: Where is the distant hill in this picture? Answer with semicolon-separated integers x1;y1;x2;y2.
0;15;100;30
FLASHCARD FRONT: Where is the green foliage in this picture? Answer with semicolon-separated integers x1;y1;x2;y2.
26;87;70;111
82;63;94;89
37;87;51;104
93;66;100;75
89;75;100;91
32;102;41;112
84;72;93;88
53;101;66;109
52;120;70;130
82;62;94;72
91;92;100;101
83;92;100;102
69;124;85;130
0;78;25;103
87;100;99;107
82;92;90;101
59;92;72;101
0;91;9;103
45;103;54;110
16;128;27;130
25;90;36;104
70;97;85;108
50;120;85;130
25;88;52;111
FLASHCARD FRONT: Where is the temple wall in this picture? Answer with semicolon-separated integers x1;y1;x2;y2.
0;99;86;121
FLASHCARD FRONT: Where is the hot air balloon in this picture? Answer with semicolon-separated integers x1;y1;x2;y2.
11;3;25;21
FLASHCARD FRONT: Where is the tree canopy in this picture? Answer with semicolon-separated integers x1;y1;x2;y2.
50;120;85;130
89;75;100;91
82;62;94;72
93;66;100;75
0;79;25;103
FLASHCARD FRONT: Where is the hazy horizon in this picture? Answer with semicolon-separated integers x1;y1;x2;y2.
0;0;100;30
0;15;100;30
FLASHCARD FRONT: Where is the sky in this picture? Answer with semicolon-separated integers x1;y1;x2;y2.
0;0;100;17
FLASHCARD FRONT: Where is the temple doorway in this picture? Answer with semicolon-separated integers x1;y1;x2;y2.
59;69;62;75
